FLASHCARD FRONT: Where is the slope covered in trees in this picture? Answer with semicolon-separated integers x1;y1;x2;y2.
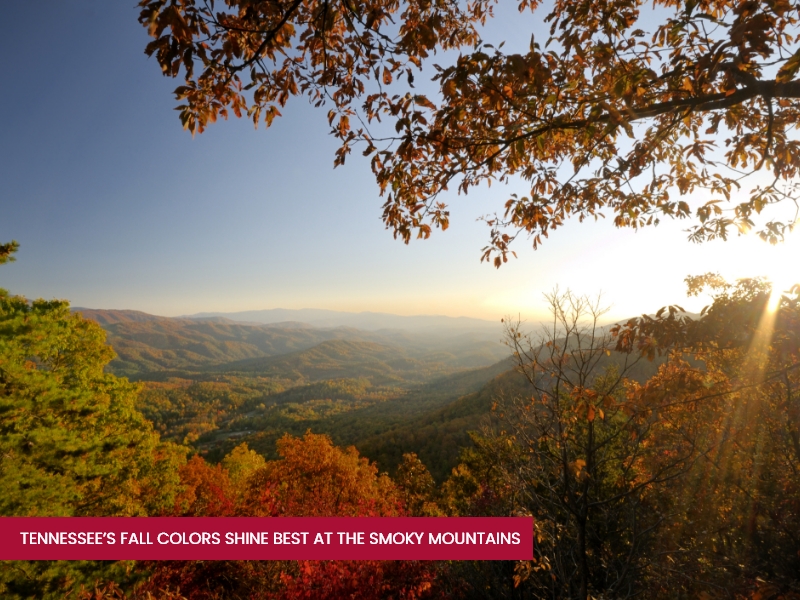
136;356;514;462
74;308;508;377
103;312;673;480
217;338;465;383
358;368;531;481
72;309;513;461
358;341;668;481
3;270;800;598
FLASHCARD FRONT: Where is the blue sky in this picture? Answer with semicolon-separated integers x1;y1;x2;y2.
1;1;796;323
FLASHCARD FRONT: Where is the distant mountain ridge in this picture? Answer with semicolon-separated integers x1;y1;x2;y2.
71;307;508;377
73;308;168;325
181;308;500;332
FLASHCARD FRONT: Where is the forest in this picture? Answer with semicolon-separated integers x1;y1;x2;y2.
2;250;799;598
4;0;800;597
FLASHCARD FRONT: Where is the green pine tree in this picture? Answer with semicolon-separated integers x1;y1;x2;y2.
0;242;186;598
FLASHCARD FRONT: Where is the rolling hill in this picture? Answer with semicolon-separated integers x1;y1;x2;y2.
73;308;509;377
211;339;485;384
190;357;516;464
77;306;666;484
183;307;500;332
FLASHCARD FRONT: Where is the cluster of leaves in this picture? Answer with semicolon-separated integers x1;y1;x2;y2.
0;240;19;265
141;0;800;264
137;0;493;135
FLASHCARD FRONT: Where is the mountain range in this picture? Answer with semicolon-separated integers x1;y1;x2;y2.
181;307;500;332
72;307;508;378
73;306;664;481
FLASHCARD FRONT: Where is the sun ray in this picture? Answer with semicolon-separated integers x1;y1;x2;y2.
725;229;800;315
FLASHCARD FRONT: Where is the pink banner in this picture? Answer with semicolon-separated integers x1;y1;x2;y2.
0;517;533;560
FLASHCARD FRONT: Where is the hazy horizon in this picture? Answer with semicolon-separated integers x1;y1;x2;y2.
73;305;502;325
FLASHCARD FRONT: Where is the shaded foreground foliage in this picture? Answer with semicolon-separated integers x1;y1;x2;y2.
448;282;800;598
2;267;799;598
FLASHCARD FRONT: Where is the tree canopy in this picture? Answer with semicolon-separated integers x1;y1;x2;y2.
0;293;183;519
0;256;186;598
0;241;19;265
135;434;438;600
140;0;800;264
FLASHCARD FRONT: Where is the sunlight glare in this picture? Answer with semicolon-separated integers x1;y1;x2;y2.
724;229;800;313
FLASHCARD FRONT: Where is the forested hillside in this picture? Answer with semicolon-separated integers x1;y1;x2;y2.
191;357;516;467
74;308;517;472
5;276;800;599
77;308;676;482
73;308;508;377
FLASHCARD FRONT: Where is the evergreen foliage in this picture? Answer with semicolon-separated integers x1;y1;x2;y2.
0;276;185;598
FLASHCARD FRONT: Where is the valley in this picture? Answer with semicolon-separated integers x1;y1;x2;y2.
75;307;521;479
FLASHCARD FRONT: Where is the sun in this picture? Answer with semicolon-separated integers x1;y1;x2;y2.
757;230;800;312
766;266;798;312
761;232;800;312
721;229;800;313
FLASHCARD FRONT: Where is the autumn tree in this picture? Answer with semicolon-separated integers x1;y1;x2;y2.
453;279;800;598
140;0;800;263
443;291;723;599
240;431;402;516
613;276;800;597
256;434;439;599
141;435;441;600
395;452;441;516
437;434;530;600
221;441;266;491
0;294;184;520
